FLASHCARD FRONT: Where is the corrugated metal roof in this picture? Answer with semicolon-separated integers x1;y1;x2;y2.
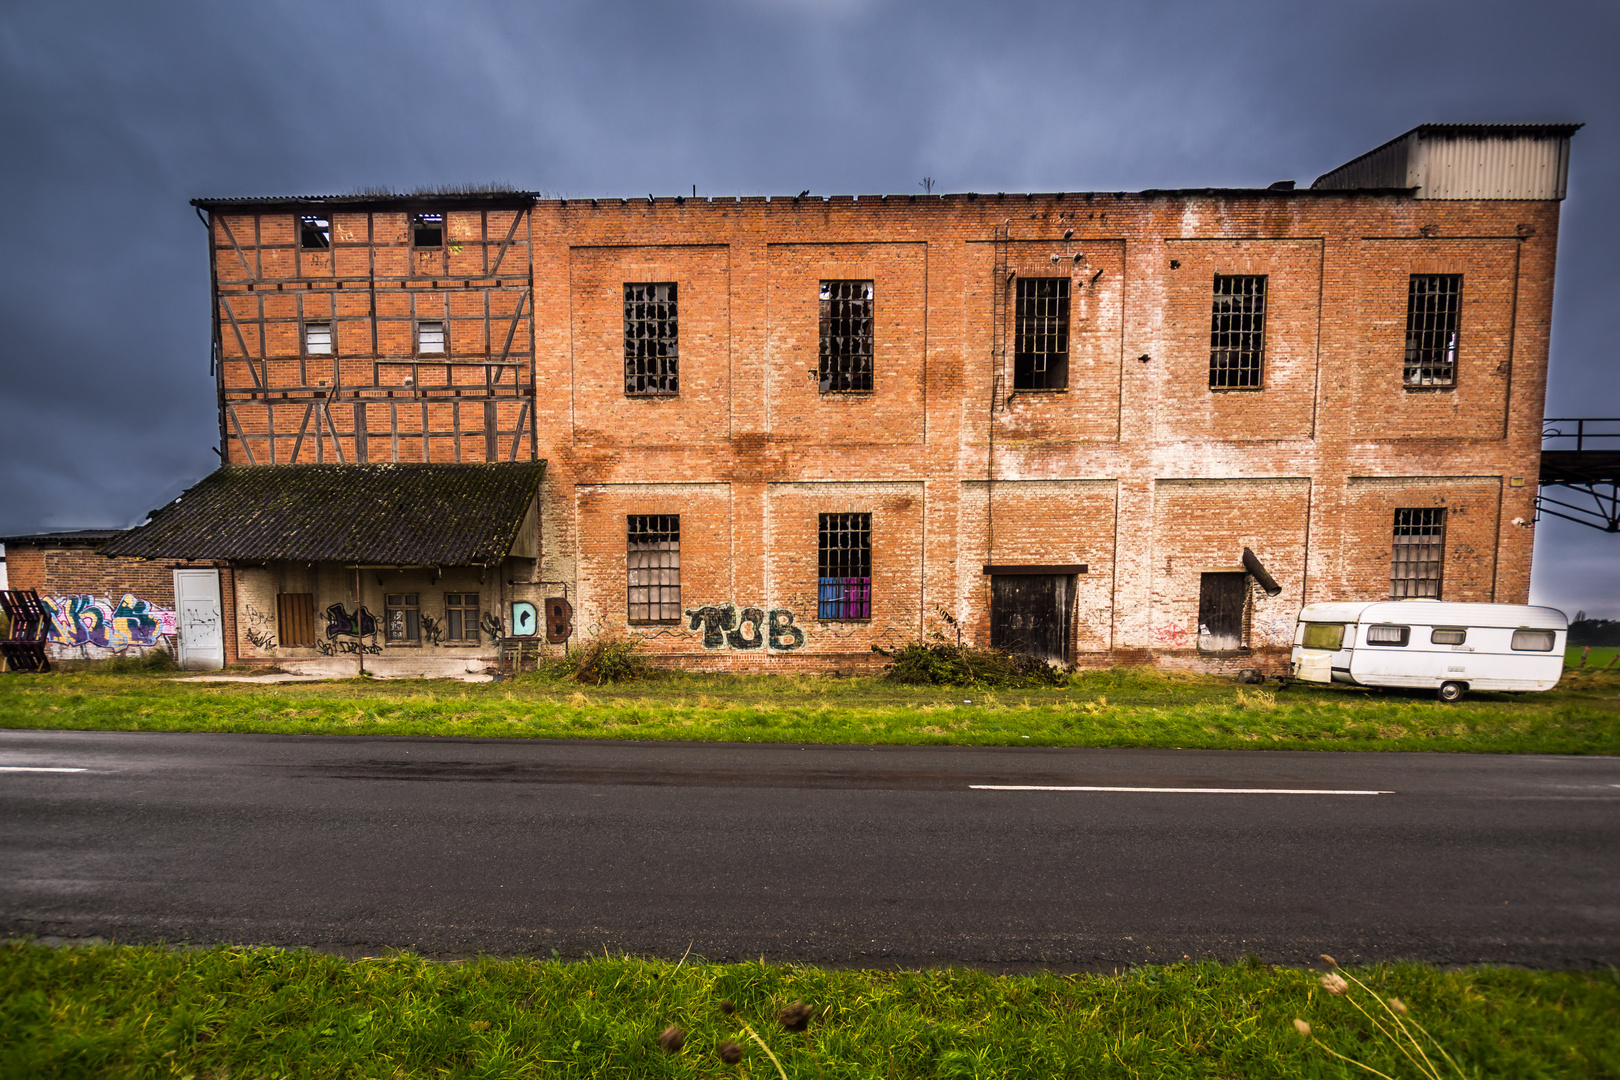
1313;123;1582;199
100;462;546;566
0;529;126;547
192;191;540;210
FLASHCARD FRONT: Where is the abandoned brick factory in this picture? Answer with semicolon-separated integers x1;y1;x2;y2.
2;123;1583;675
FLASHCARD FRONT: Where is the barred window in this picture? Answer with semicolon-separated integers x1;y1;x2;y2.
1209;275;1266;389
304;322;332;355
416;320;444;354
819;280;874;393
628;515;680;623
386;593;420;643
624;283;678;395
1403;275;1461;387
1390;508;1445;599
1014;278;1069;390
412;212;444;248
299;215;330;250
818;512;871;620
444;593;481;642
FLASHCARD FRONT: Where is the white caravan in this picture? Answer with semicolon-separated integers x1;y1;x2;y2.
1289;600;1567;701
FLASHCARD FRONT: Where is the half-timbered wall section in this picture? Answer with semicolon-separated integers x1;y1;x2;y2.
198;194;539;466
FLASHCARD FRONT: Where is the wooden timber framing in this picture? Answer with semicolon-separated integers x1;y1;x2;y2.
202;197;538;466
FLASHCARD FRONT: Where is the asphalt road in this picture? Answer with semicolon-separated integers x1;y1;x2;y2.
2;730;1617;970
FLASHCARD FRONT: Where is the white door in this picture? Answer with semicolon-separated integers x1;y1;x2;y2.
173;569;224;670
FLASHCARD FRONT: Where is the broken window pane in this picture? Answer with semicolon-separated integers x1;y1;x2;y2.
1014;278;1069;390
304;321;332;355
1209;275;1266;389
412;212;444;248
628;515;680;623
299;215;330;250
1403;275;1461;387
1390;508;1445;598
818;512;871;619
624;283;679;395
416;320;445;354
819;280;874;393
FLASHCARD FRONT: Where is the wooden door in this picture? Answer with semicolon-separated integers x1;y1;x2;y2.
991;574;1071;662
1198;572;1247;653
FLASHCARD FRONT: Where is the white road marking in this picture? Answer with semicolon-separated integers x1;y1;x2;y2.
0;766;88;773
970;785;1392;795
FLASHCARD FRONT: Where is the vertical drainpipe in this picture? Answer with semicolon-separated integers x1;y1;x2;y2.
354;566;364;678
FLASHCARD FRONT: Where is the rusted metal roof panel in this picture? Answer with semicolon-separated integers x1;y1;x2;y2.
100;462;546;566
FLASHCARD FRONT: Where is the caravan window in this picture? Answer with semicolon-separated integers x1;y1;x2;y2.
1366;624;1410;646
1431;628;1467;645
1511;629;1556;652
1300;623;1345;650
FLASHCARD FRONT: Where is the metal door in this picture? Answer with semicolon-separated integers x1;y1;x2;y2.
1198;572;1247;653
173;569;224;670
990;574;1071;662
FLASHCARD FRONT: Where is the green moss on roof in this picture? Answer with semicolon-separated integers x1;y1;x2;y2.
101;462;546;566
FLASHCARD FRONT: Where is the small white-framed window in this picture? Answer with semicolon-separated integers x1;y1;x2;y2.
304;321;332;355
1510;629;1555;652
1431;627;1467;645
416;320;445;354
1366;624;1410;646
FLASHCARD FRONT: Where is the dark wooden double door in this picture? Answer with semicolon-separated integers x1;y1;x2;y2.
990;575;1073;663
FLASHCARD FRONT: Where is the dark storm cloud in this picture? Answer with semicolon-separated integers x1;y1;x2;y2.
2;0;1617;609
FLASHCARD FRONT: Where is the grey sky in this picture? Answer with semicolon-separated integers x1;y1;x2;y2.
2;0;1616;613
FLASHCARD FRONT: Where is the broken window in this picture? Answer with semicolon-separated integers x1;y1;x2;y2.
304;321;332;355
1390;508;1445;598
818;512;871;619
627;515;680;623
1014;278;1069;390
299;215;330;250
416;320;445;354
1403;275;1461;387
1209;275;1266;389
819;280;874;393
444;593;481;642
412;212;444;248
624;283;679;395
276;593;315;647
385;593;420;643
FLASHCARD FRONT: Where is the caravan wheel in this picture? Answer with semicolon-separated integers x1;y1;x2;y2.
1437;681;1466;703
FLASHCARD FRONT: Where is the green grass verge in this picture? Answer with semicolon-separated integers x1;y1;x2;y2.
2;942;1615;1079
1568;645;1620;670
2;666;1619;754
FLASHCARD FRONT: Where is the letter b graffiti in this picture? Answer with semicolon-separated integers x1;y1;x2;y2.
767;609;805;651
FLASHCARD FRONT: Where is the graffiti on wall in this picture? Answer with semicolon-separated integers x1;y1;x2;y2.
246;628;276;649
315;603;380;656
39;594;177;652
684;604;806;651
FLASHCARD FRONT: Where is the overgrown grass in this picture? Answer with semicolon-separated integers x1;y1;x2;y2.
1567;645;1620;670
1;941;1614;1079
2;666;1618;753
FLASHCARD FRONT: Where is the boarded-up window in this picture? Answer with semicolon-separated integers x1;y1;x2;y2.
1197;572;1247;653
1014;278;1069;390
416;321;445;354
276;593;315;647
628;515;680;623
818;512;871;619
304;322;332;355
1391;508;1445;598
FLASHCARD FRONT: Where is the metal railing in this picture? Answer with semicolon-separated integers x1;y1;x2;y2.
1542;418;1620;451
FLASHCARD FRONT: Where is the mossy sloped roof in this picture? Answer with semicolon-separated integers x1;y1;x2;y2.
101;462;546;566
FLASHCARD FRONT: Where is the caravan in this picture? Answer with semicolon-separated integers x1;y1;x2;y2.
1289;600;1568;701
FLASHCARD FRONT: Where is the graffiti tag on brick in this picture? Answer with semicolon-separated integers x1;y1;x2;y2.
684;604;805;651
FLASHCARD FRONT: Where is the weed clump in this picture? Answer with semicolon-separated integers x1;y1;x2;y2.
96;648;179;675
875;637;1067;688
539;631;651;685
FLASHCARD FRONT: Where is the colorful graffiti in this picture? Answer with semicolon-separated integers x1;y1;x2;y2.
684;604;806;651
40;594;177;652
316;604;380;656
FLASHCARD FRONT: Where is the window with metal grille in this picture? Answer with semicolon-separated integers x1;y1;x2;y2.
818;513;871;619
444;593;481;642
412;212;444;248
819;281;874;393
1390;508;1445;598
1014;278;1069;390
624;283;679;396
416;320;444;354
304;322;332;355
386;593;420;643
1403;275;1461;387
627;515;681;623
276;593;314;647
1209;275;1266;389
299;215;330;250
